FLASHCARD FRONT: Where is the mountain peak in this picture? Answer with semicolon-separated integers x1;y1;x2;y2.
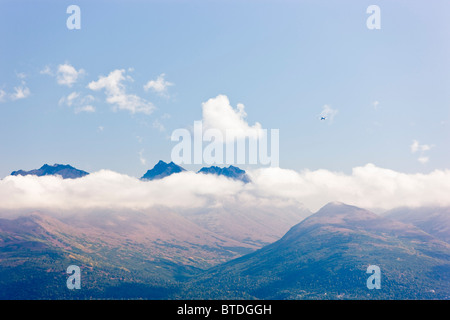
306;202;379;225
197;165;251;183
141;160;186;181
282;202;428;245
192;202;450;299
11;164;89;179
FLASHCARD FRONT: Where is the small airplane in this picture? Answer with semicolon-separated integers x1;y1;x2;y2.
320;117;326;120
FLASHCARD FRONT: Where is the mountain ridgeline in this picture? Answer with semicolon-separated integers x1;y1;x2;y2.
11;164;89;179
140;160;186;180
0;202;449;299
9;161;251;183
139;160;251;183
197;165;251;183
180;202;450;299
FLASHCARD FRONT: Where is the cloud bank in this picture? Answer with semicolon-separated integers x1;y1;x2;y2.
0;164;449;217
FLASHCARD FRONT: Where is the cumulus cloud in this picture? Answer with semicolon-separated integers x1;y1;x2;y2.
201;94;263;141
88;69;155;115
10;85;30;100
0;164;449;216
144;73;173;97
57;63;85;87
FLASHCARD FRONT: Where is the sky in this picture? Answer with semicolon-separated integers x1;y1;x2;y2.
1;0;449;180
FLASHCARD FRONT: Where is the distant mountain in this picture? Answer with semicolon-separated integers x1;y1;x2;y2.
384;206;450;244
0;210;254;299
10;164;89;179
0;203;309;299
197;165;251;183
181;202;450;299
177;202;311;247
141;160;185;180
3;202;449;299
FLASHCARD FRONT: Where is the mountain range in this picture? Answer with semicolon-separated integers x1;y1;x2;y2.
384;206;450;244
140;161;186;180
0;202;449;299
197;165;251;183
10;164;89;179
9;161;251;183
180;202;450;299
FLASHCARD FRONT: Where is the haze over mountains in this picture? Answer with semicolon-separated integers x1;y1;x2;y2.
182;203;450;299
1;199;449;299
1;161;450;299
384;207;450;244
0;204;309;299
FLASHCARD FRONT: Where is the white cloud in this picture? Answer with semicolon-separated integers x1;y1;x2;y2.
59;91;80;107
0;80;31;102
0;170;241;213
410;140;420;153
411;140;434;164
320;104;338;122
1;164;449;215
10;86;30;100
74;105;95;114
88;69;155;115
144;73;173;96
247;164;450;211
411;140;432;153
59;92;95;114
201;94;263;141
56;63;85;87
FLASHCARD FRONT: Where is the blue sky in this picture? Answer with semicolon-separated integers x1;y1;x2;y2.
0;0;449;178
